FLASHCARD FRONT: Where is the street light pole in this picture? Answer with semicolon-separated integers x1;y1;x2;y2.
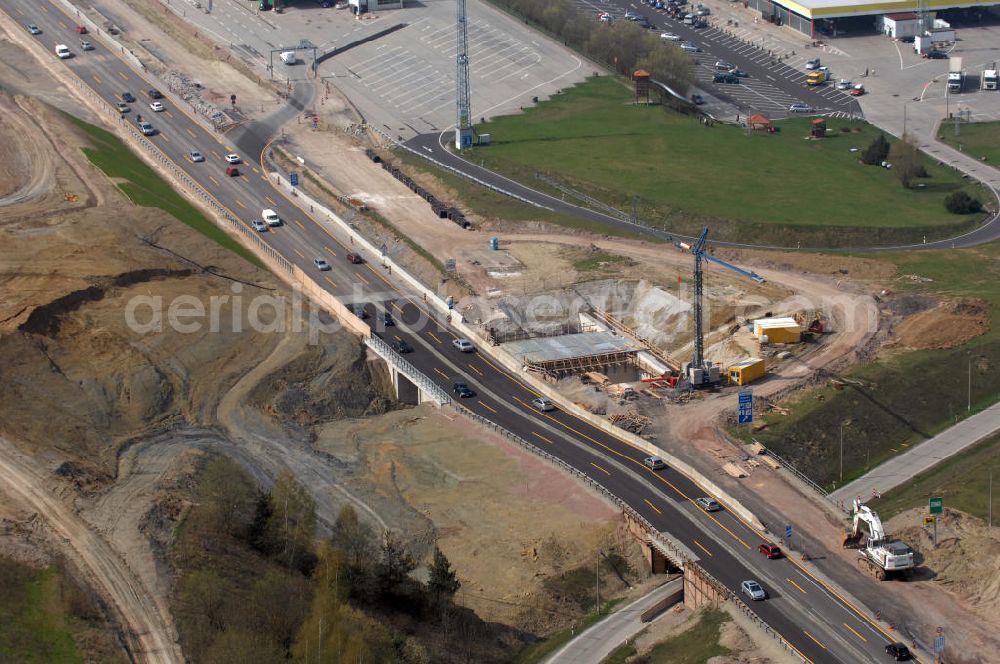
840;424;844;484
968;354;973;412
595;551;601;615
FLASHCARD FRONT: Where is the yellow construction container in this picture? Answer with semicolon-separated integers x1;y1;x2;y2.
753;317;801;344
728;358;766;386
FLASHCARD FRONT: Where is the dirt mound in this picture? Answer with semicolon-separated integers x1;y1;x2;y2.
895;297;990;350
890;508;1000;619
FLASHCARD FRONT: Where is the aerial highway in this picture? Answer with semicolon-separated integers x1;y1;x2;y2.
4;1;922;661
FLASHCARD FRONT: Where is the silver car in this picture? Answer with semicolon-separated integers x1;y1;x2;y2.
251;219;267;232
452;338;475;353
531;397;555;412
741;580;766;601
696;497;721;512
643;456;666;471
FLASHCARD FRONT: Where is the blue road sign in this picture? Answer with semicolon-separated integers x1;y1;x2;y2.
738;389;753;424
290;172;299;187
785;525;793;540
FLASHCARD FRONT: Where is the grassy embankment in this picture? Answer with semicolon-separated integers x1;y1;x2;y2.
602;608;731;664
734;245;1000;493
937;119;1000;166
454;76;987;246
66;114;262;267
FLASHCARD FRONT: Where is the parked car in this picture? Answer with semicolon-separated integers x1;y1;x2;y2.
850;84;866;96
805;58;821;70
715;61;735;71
147;88;163;99
696;497;721;512
452;338;475;353
27;24;41;35
643;456;666;470
149;101;165;112
391;339;413;353
732;69;749;78
188;150;205;163
788;102;814;113
225;153;241;164
122;92;136;103
741;580;766;601
925;49;947;59
885;643;911;661
346;251;364;264
313;258;331;271
713;73;739;84
660;32;681;41
690;93;704;105
837;78;853;90
680;42;700;52
453;381;475;398
251;219;268;232
382;312;395;327
531;397;555;412
758;543;782;559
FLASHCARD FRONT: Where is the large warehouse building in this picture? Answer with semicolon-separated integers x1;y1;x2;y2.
743;0;998;36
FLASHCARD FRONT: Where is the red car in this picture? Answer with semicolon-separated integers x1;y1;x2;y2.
758;543;782;559
225;165;240;177
850;85;865;96
75;24;88;34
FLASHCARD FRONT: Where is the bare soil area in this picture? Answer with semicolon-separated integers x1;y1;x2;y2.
895;297;990;350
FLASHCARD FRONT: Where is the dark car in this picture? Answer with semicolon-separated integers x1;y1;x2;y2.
885;643;911;660
391;339;413;354
122;92;136;103
346;251;364;264
691;93;704;105
382;312;395;326
758;543;782;559
350;303;368;319
147;89;163;99
712;73;739;84
453;381;475;398
925;50;947;59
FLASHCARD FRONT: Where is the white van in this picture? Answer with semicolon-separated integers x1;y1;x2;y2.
280;51;297;65
261;208;281;226
55;44;72;59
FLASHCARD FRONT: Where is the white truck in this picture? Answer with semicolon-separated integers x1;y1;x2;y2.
982;69;999;91
948;56;963;93
280;50;297;65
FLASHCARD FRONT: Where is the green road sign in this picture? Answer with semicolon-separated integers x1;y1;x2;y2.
929;496;943;515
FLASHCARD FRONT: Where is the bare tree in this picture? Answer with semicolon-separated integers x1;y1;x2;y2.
888;134;924;189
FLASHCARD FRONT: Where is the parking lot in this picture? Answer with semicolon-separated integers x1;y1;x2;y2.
161;0;587;139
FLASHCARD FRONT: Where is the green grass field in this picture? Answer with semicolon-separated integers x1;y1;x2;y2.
877;431;1000;522
460;76;986;246
0;561;83;663
937;120;1000;167
736;244;1000;490
66;114;262;267
511;600;624;664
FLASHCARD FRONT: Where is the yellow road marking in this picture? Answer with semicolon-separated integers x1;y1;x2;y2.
160;134;170;143
693;539;713;557
252;167;259;174
479;401;497;414
355;271;370;286
787;577;807;594
235;199;247;209
644;499;662;515
265;195;277;206
208;175;220;186
186;128;197;139
295;220;305;230
165;111;173;119
293;248;305;259
590;462;610;476
427;332;442;344
325;245;338;256
433;367;449;380
212;150;222;160
532;431;554;444
117;71;128;81
323;276;337;289
467;364;483;377
802;631;826;650
842;623;867;643
92;74;101;85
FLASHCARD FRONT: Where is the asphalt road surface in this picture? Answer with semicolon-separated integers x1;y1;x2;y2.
7;2;922;662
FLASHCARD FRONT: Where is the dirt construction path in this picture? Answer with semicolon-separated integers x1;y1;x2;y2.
0;435;182;664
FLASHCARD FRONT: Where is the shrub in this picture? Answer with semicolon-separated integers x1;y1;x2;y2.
861;133;890;165
944;191;982;214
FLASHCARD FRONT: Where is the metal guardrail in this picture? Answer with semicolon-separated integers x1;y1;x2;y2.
364;335;452;406
752;439;847;514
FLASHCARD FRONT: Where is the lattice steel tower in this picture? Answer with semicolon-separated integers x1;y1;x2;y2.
455;0;474;149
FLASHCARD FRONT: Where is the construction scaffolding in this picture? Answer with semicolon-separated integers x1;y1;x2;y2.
524;349;638;381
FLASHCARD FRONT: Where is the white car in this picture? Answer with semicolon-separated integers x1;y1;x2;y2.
335;1;349;7
805;58;820;70
188;150;205;163
679;42;700;52
452;338;475;353
837;79;852;90
149;101;165;112
55;44;72;59
225;153;241;164
660;32;681;41
788;102;814;113
27;24;41;35
261;208;281;226
531;397;555;412
741;580;767;601
313;258;331;271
